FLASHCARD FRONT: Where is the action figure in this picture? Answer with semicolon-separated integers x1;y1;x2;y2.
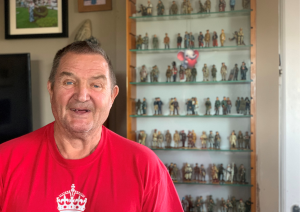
173;97;179;115
140;65;148;82
237;131;244;149
198;31;204;47
147;1;153;15
220;62;227;81
218;164;226;182
164;33;170;49
187;0;193;14
229;31;239;45
186;99;193;115
152;34;159;49
221;97;228;115
205;30;210;47
198;0;207;13
194;163;200;181
180;130;187;147
244;131;250;149
184;163;192;181
219;0;226;11
233;164;238;182
191;66;197;81
168;163;174;176
227;97;232;114
185;68;192;82
177;33;183;48
211;64;217;81
211;164;219;182
172;61;178;82
238;28;245;45
138;4;148;16
189;32;195;48
233;64;239;80
165;130;172;148
172;163;179;181
226;199;233;211
215;131;221;149
240;62;248;80
138;130;147;145
170;1;178;14
245;198;252;212
169;98;174;115
230;0;235;10
235;97;241;113
187;130;193;148
136;99;142;115
226;164;232;182
182;0;188;14
215;97;221;115
194;97;199;115
157;131;164;148
238;199;246;212
242;0;251;9
230;131;237;149
192;130;197;147
182;197;189;212
184;31;190;48
157;97;163;114
200;164;206;182
208;131;214;148
157;0;165;15
136;35;143;49
202;63;210;81
143;33;149;49
195;197;204;212
205;0;211;12
152;129;158;147
220;29;226;47
239;97;246;115
212;31;218;47
245;97;250;115
239;164;246;184
205;98;212;115
179;65;185;81
173;130;180;148
150;65;159;82
153;98;159;115
228;66;235;81
142;98;147;115
231;196;239;212
166;65;172;82
221;198;226;212
200;131;207;148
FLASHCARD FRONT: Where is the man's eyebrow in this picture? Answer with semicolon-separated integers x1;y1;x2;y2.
59;71;76;78
91;75;107;81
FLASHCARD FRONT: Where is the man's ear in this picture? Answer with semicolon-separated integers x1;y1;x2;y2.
47;81;53;100
110;85;119;106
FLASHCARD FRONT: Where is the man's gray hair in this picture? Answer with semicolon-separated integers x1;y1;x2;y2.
49;41;117;90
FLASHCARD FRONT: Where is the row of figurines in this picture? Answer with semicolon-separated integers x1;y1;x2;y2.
139;62;249;82
138;0;251;17
135;96;251;116
166;163;248;184
181;195;252;212
138;130;251;150
136;28;246;50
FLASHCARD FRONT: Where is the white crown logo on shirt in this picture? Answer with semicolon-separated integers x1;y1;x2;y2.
56;184;87;212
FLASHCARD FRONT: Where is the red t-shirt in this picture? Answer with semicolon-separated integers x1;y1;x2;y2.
0;122;183;212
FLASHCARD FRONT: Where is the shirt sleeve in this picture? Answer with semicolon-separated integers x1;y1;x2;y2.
141;169;183;212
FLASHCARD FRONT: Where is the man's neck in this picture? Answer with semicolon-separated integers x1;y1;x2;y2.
53;123;102;160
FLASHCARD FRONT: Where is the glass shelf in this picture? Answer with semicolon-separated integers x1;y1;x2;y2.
130;80;252;85
174;181;253;187
151;148;253;152
130;115;252;118
130;45;252;53
130;9;252;22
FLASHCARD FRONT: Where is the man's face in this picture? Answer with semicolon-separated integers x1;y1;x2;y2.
47;53;119;134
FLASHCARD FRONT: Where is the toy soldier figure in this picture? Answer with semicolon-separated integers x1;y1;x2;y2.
230;131;237;149
245;97;250;115
189;32;195;48
168;163;174;176
218;164;226;182
191;67;197;81
208;196;216;212
221;97;228;115
212;31;218;47
194;97;199;115
186;98;192;115
177;33;183;48
202;63;210;81
166;65;172;82
200;131;207;148
152;129;158;147
140;65;148;82
242;0;250;9
239;97;246;114
221;198;226;212
173;130;180;148
187;0;193;13
221;62;227;81
205;0;211;12
227;97;232;114
219;0;226;11
188;195;195;212
215;97;221;115
184;31;190;48
198;31;204;47
237;131;244;149
172;61;178;81
150;65;159;82
169;98;174;115
147;1;153;15
239;164;246;184
136;99;142;115
205;98;212;115
138;130;147;145
231;196;239;212
200;164;206;181
233;164;238;182
182;0;188;14
187;131;193;148
230;0;235;10
241;62;248;80
228;67;235;81
205;30;210;47
244;131;250;149
143;33;149;49
170;1;178;14
220;29;226;47
164;33;170;49
165;130;172;148
195;197;202;212
235;97;241;113
208;131;214;148
152;34;159;49
182;197;189;212
157;0;165;15
153;98;159;115
157;131;164;148
238;28;245;45
185;68;192;82
192;130;197;147
136;35;143;49
179;65;185;81
173;97;179;115
138;4;148;16
157;97;163;114
226;199;233;212
226;164;232;182
245;198;252;212
215;131;221;149
198;0;206;13
180;130;187;147
238;199;246;212
211;64;217;81
142;98;147;115
172;163;179;181
194;163;200;181
184;163;192;181
233;64;239;80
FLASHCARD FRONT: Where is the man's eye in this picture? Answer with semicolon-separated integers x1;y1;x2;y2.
66;81;73;85
93;84;101;88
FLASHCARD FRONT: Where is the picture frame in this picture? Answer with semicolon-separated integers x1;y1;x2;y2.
4;0;68;39
78;0;112;13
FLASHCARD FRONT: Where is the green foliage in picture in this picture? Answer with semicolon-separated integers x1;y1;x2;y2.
36;17;58;27
33;6;48;18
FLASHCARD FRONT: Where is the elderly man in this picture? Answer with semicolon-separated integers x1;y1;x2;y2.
0;41;183;211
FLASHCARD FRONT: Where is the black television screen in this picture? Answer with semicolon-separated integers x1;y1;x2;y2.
0;53;32;144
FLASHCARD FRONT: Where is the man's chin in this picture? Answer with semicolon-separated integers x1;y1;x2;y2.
64;121;94;134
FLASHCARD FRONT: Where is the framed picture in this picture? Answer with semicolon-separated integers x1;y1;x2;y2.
78;0;112;13
4;0;68;39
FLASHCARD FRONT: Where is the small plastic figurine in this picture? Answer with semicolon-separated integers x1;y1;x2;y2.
136;99;142;115
240;62;248;80
198;0;207;13
195;197;204;212
200;131;207;148
184;31;190;48
208;195;216;212
230;0;236;10
242;0;251;9
214;97;221;115
192;130;197;147
244;131;250;149
221;97;228;115
218;164;226;182
205;98;212;115
169;98;174;115
220;62;227;81
138;130;147;145
165;130;172;148
179;65;185;81
152;129;158;147
187;131;194;148
152;34;159;49
182;197;189;212
157;0;165;15
193;97;199;114
211;164;219;182
166;65;172;82
212;31;218;47
200;165;206;182
239;164;246;183
172;163;179;181
153;98;158;115
215;131;221;149
205;0;211;12
185;68;192;81
208;131;214;148
184;163;193;181
136;35;143;49
189;32;195;48
238;28;245;45
168;163;173;176
171;61;178;81
157;97;163;114
198;31;204;47
219;0;226;12
191;66;197;81
150;65;159;82
211;64;217;81
240;97;246;114
231;196;239;212
235;97;241;113
143;33;149;49
147;1;153;15
173;130;180;147
245;198;252;212
138;4;148;16
227;97;232;114
229;31;239;45
177;33;182;49
187;0;193;14
226;164;232;182
220;29;226;47
239;199;246;212
170;1;178;14
205;30;210;47
221;198;226;212
140;65;148;82
157;131;164;148
226;199;233;211
187;195;194;211
230;131;237;149
186;98;194;115
194;163;200;181
233;164;238;182
173;97;179;115
180;130;187;147
245;97;250;115
164;33;170;49
202;64;209;81
142;98;147;115
181;0;188;14
237;131;244;149
233;64;239;80
228;67;235;81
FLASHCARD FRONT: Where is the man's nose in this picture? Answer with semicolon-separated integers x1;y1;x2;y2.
75;83;90;103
